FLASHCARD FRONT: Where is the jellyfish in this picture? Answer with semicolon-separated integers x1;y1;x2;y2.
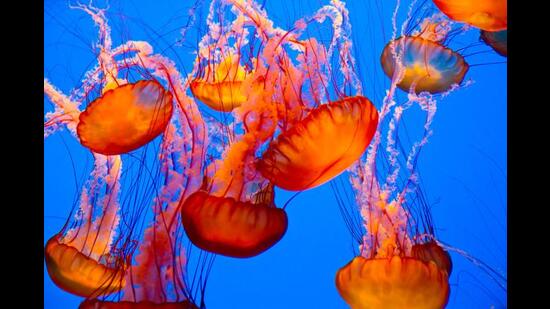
44;5;173;156
44;154;128;299
258;96;379;191
253;0;378;192
334;84;452;309
180;0;293;257
480;30;507;57
45;4;210;307
77;80;174;155
380;20;469;94
190;53;249;112
181;183;288;258
431;0;507;31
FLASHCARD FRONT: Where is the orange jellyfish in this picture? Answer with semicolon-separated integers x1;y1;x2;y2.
258;96;379;191
44;4;174;156
44;155;129;299
380;36;469;94
432;0;507;31
181;184;288;258
190;54;249;112
77;80;174;155
480;30;507;57
333;42;453;307
336;253;450;309
183;69;288;258
180;0;303;258
45;235;126;299
248;1;378;192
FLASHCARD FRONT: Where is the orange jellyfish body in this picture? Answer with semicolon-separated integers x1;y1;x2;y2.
432;0;507;31
258;96;378;191
189;79;246;112
190;55;248;112
480;30;507;57
79;300;198;309
77;80;173;155
335;256;450;309
44;236;125;298
381;36;469;94
180;191;288;258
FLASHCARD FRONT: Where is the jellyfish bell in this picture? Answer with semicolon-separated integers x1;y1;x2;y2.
45;234;126;298
480;30;507;57
258;96;379;191
181;184;288;258
381;36;469;94
335;254;450;309
432;0;507;32
190;53;249;112
77;80;174;155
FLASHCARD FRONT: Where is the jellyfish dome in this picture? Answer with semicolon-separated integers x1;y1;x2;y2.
77;80;173;155
45;235;126;298
181;187;288;258
480;30;507;57
258;96;379;191
190;54;249;112
432;0;507;31
381;36;469;94
335;254;450;309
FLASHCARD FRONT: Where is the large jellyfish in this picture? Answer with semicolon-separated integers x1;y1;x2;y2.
431;0;507;31
333;58;451;308
181;0;295;258
254;0;379;192
77;80;174;155
258;96;379;191
44;5;173;156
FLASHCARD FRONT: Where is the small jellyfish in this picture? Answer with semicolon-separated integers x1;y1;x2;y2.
432;0;507;31
77;80;173;155
480;30;507;57
380;36;469;94
190;54;249;112
258;96;379;191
